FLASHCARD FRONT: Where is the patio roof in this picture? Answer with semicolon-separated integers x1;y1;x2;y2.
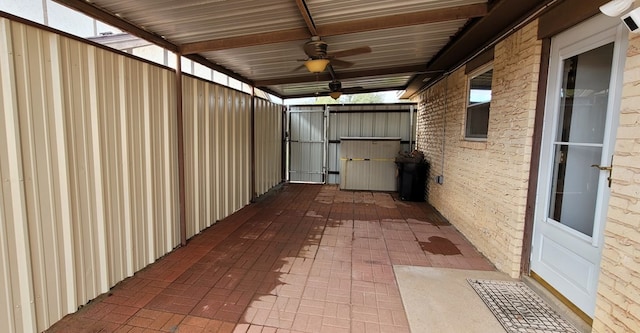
54;0;558;99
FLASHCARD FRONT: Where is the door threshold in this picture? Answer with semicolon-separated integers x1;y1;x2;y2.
525;272;593;333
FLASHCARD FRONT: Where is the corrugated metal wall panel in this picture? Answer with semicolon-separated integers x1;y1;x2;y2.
0;16;285;333
182;76;255;238
254;98;283;197
288;106;326;183
340;138;400;191
0;17;180;332
0;17;37;333
325;104;416;184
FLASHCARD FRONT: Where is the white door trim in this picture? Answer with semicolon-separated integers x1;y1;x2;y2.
531;14;628;317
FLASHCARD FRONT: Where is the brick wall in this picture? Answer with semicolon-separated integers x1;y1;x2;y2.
414;21;542;278
414;14;640;330
592;27;640;333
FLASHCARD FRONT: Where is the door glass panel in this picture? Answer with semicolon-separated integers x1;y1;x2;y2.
547;43;614;237
548;144;602;236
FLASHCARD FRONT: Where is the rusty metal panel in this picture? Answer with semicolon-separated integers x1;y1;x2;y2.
254;98;283;196
0;17;180;332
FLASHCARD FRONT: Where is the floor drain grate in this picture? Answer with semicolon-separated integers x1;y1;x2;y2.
467;279;580;333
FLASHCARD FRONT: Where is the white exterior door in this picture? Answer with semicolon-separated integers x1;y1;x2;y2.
288;106;327;183
531;15;627;317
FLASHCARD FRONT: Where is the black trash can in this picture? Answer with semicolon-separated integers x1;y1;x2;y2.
396;161;429;201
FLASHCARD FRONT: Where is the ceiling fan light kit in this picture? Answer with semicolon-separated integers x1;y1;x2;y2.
304;59;330;72
329;91;342;100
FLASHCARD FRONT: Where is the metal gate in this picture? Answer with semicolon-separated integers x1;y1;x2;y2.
288;105;326;183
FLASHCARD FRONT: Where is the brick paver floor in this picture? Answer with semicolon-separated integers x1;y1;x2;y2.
48;184;494;333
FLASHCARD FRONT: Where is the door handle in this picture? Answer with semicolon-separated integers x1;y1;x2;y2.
590;164;612;171
591;164;613;187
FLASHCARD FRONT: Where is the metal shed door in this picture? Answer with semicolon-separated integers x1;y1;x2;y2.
288;106;326;183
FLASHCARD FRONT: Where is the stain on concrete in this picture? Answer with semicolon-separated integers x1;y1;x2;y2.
419;236;461;255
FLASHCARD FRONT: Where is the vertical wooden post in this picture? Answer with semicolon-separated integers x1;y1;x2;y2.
176;53;187;246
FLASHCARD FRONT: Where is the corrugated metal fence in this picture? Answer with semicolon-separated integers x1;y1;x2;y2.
254;98;283;196
0;17;283;332
327;104;416;184
183;78;251;238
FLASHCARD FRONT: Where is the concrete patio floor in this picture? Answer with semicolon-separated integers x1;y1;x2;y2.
47;183;497;333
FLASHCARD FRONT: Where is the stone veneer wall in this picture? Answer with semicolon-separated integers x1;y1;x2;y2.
592;24;640;333
413;21;542;278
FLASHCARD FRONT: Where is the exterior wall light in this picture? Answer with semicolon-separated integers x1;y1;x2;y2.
600;0;634;16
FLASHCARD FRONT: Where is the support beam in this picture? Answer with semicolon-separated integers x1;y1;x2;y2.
254;64;431;86
181;4;487;54
538;0;606;39
181;28;311;55
403;0;555;98
316;3;487;36
522;38;551;275
175;53;187;247
250;88;256;202
54;0;179;53
294;0;318;36
284;86;406;99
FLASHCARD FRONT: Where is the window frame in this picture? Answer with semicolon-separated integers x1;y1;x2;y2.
465;63;493;141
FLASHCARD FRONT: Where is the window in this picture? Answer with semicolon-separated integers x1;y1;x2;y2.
466;66;493;139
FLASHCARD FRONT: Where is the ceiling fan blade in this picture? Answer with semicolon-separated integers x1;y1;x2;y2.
328;46;372;58
330;59;354;68
291;64;306;72
342;86;364;93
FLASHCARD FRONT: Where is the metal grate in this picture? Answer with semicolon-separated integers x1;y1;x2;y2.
467;279;580;333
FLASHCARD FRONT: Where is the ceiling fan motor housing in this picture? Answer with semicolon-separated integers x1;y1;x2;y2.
304;38;328;58
329;80;342;92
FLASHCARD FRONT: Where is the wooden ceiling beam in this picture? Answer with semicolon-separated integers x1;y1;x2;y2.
54;0;179;53
181;4;487;54
254;64;431;86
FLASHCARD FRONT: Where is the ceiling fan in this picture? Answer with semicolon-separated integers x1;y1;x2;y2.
294;36;372;72
325;80;364;99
